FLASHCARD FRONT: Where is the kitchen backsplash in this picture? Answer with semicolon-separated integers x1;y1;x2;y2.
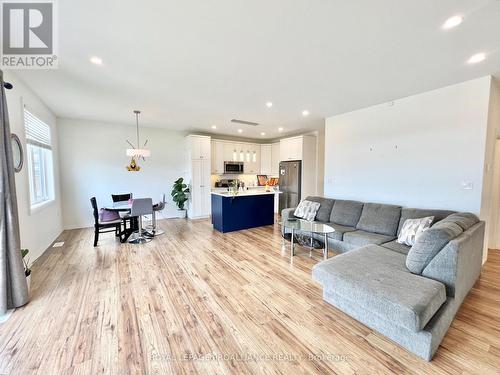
211;174;276;188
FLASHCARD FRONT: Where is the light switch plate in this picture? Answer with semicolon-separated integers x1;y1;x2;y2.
461;181;473;190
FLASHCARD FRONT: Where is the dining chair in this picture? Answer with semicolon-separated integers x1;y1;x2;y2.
111;193;132;202
111;193;133;235
90;197;122;247
146;194;166;236
128;198;153;244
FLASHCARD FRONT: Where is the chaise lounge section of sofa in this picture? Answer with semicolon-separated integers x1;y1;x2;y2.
282;197;484;361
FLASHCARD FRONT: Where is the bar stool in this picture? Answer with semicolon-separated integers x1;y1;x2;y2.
128;198;153;244
146;194;166;236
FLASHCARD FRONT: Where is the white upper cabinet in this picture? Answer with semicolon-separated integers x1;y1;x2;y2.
237;144;245;162
187;135;211;160
211;140;224;174
260;144;272;175
280;137;303;161
245;144;260;174
223;142;235;162
271;142;280;175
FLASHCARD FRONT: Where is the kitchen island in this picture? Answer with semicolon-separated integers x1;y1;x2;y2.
211;190;280;233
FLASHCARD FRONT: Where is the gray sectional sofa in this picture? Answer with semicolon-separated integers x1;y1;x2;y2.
281;197;485;361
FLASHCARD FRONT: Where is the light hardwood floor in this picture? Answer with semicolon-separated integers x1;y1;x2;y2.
1;218;500;374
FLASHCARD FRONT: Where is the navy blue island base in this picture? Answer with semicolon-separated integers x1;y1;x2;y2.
211;193;275;233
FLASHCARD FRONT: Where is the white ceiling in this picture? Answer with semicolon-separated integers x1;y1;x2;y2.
14;0;500;139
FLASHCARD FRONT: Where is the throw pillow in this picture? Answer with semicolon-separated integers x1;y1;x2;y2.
397;216;434;246
294;200;321;221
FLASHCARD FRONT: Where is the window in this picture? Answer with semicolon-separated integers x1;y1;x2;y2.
24;109;54;209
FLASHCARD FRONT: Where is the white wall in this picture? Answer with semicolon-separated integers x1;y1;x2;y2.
58;118;188;229
5;72;63;261
324;76;492;214
315;127;325;196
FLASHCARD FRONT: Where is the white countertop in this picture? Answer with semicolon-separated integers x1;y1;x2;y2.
211;190;281;197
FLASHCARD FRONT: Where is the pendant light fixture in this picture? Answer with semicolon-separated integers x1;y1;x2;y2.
126;110;150;171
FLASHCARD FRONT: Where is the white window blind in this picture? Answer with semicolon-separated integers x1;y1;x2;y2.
24;109;52;149
24;108;55;208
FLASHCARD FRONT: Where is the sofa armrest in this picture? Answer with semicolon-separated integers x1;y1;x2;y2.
281;207;296;235
281;207;296;221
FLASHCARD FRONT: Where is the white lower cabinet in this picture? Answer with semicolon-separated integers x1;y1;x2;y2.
188;159;211;218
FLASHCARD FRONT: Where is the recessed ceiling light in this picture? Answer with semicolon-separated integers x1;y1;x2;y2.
442;15;463;30
302;110;310;117
90;56;103;65
211;125;217;129
467;53;486;64
237;129;243;133
266;102;273;108
278;127;284;132
260;132;266;136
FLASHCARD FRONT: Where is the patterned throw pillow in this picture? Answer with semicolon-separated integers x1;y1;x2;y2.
397;216;434;246
294;200;321;221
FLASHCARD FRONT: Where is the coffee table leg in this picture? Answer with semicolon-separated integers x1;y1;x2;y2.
324;234;328;260
309;231;313;257
291;228;295;260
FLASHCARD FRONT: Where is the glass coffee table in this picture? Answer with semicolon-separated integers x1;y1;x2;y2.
279;219;335;261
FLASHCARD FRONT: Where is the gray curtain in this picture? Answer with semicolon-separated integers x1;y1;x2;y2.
0;71;28;316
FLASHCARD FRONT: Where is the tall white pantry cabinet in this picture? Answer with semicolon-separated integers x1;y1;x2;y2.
186;135;212;219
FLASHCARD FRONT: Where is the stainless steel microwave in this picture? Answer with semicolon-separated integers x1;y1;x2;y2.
224;161;244;174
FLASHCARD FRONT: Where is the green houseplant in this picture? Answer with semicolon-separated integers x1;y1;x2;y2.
21;248;31;291
171;177;190;218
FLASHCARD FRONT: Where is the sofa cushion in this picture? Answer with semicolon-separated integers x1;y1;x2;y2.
325;223;357;241
381;240;411;255
406;221;463;274
343;230;395;246
356;203;402;236
312;245;447;332
330;200;364;227
305;196;335;223
397;208;455;235
437;212;479;231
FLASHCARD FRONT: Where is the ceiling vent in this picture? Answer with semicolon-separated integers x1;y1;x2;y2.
231;119;259;126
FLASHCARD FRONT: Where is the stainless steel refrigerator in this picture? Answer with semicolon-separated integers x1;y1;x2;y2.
278;160;302;213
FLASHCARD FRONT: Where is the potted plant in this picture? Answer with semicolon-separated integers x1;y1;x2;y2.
171;177;189;218
230;179;240;197
21;249;31;291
